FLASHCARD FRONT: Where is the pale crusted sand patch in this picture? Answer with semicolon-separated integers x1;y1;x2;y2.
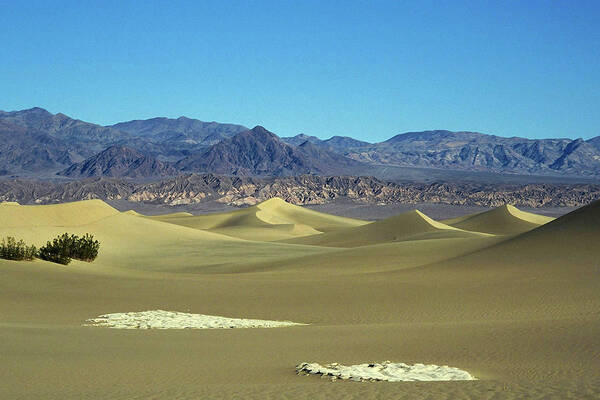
85;310;305;329
297;361;475;382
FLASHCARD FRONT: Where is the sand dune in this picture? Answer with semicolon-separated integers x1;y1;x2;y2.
149;197;367;241
122;209;142;216
0;201;20;206
150;211;193;218
1;198;598;399
0;200;334;273
285;209;489;247
434;199;600;273
442;204;554;235
230;236;504;274
0;199;119;228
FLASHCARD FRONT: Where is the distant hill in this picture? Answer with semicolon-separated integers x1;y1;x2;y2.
0;108;138;175
0;108;251;175
586;136;600;151
341;130;600;177
323;136;371;150
0;120;75;174
176;126;366;176
281;134;370;151
2;107;600;179
281;134;323;147
59;146;177;178
109;116;247;146
0;107;128;156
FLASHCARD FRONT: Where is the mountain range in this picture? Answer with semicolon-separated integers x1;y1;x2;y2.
1;107;599;179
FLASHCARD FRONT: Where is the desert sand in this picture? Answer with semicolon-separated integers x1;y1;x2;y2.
0;198;598;399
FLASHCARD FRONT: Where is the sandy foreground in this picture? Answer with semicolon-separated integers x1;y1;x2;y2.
1;198;599;399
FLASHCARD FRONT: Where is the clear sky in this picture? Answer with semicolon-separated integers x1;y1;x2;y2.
2;0;599;142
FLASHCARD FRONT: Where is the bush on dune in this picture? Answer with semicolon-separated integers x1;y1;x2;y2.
1;233;100;265
37;234;73;265
0;236;37;261
38;233;101;265
72;233;101;262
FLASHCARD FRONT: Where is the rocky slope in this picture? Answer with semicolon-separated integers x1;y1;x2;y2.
280;133;323;147
0;107;127;157
0;120;75;174
175;126;366;176
1;174;599;208
59;146;177;178
343;130;600;176
323;136;371;150
0;108;248;174
282;134;370;151
2;107;600;178
110;116;247;146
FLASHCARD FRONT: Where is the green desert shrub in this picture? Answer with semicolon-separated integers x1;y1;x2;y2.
38;233;100;265
71;233;100;262
38;233;73;265
0;236;37;261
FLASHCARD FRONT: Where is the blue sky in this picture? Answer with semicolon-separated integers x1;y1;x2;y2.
2;0;599;141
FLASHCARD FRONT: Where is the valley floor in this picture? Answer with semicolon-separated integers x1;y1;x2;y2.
0;199;598;399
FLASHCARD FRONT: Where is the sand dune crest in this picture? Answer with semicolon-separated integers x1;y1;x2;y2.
284;209;487;248
149;197;367;241
443;204;554;235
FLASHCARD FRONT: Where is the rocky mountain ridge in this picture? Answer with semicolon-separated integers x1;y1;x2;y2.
344;130;600;176
175;126;366;176
0;108;248;174
59;146;177;178
2;107;600;179
1;174;598;208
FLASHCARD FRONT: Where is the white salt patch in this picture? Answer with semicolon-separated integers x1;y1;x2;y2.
296;361;475;382
85;310;305;329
